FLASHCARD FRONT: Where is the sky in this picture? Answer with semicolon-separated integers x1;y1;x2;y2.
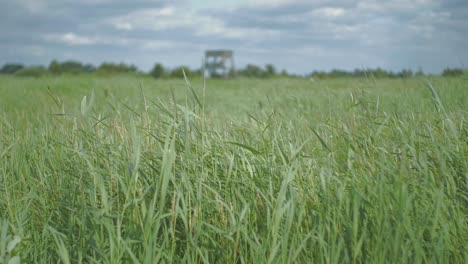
1;0;467;74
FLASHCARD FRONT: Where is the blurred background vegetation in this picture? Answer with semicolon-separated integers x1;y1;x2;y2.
1;60;466;79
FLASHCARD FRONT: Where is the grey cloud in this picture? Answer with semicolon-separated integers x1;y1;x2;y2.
0;0;467;73
200;0;468;71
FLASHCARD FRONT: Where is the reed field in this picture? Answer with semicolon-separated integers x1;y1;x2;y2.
0;75;466;263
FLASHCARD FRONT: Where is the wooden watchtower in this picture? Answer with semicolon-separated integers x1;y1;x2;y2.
204;50;235;78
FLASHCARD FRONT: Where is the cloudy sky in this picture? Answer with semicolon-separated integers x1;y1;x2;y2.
1;0;467;74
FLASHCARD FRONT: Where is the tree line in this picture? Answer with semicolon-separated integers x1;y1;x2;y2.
0;60;466;78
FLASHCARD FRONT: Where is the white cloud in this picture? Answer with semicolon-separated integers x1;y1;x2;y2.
357;0;438;13
107;6;279;40
140;40;178;50
16;0;48;14
314;7;346;17
108;7;182;31
44;33;98;45
27;45;47;57
243;0;299;8
114;22;133;31
195;20;279;40
44;31;183;53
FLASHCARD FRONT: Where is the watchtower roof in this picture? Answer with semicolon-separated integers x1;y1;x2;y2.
205;50;233;57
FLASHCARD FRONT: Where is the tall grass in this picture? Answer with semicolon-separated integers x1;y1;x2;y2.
0;75;466;263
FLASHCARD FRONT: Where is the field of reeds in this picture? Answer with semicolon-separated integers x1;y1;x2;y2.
0;75;466;263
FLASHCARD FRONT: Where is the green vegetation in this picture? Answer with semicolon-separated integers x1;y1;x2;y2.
0;64;24;74
2;61;467;79
149;63;166;79
0;75;466;263
13;66;48;78
442;68;466;77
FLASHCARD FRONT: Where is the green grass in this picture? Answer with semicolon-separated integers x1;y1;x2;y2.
0;75;467;263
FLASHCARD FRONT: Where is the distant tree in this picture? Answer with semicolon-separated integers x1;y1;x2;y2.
371;68;390;78
82;64;96;73
415;67;424;76
60;61;84;74
96;63;138;75
265;64;276;77
309;68;409;79
329;69;352;78
397;69;413;78
169;66;191;78
442;68;464;77
49;60;94;74
310;71;328;80
15;66;48;78
0;64;24;74
191;68;203;77
352;68;368;78
150;63;166;78
240;64;265;78
48;60;61;74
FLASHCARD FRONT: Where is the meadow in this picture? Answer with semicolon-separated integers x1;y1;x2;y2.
0;75;466;263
